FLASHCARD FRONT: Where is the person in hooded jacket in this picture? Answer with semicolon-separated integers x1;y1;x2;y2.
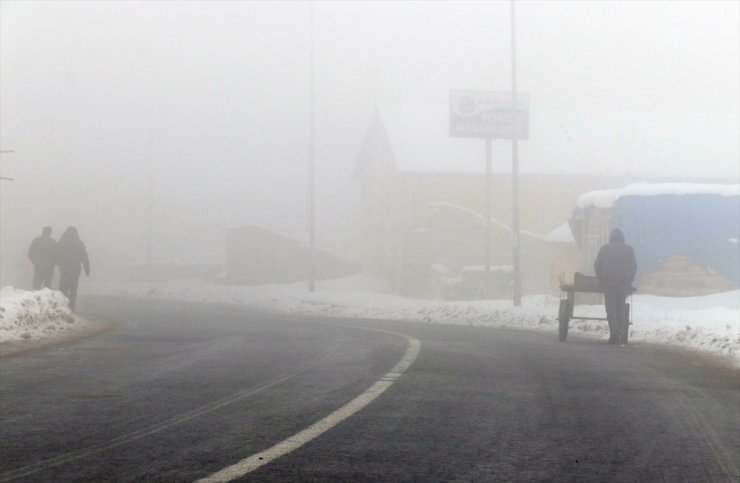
55;227;90;311
594;228;637;344
28;226;56;290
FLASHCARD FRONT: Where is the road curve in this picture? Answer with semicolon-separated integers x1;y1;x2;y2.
0;296;737;482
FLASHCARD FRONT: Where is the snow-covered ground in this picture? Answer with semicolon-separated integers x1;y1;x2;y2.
0;287;77;343
3;276;738;367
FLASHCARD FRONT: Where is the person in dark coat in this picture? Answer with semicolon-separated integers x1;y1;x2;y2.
28;226;56;290
594;228;637;344
55;227;90;311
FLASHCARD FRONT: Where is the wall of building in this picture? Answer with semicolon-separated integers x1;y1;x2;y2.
225;225;358;284
356;167;634;295
404;173;634;235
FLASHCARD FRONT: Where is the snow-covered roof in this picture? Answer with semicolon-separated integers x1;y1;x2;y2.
228;224;308;244
575;182;740;209
376;103;740;178
544;222;576;244
429;202;544;239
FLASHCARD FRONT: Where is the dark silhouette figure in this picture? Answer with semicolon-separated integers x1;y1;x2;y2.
594;228;637;344
55;227;90;311
28;226;56;290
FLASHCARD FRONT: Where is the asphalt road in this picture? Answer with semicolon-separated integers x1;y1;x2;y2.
0;296;737;482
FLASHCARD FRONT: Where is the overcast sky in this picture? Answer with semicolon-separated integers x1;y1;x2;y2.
1;0;738;271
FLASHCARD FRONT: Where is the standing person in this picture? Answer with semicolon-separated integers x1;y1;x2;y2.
27;226;56;290
594;228;637;345
55;227;90;311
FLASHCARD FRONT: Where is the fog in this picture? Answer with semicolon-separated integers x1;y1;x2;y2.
1;1;738;288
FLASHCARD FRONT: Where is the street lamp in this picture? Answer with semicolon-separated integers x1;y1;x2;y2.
308;1;316;292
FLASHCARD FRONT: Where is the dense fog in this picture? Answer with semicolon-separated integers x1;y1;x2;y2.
1;1;738;290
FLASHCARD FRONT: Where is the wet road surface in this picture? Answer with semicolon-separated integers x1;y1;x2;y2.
1;296;737;482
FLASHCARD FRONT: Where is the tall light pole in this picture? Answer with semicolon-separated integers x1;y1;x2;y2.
485;139;492;275
145;82;154;282
308;0;316;292
146;149;153;280
511;0;522;306
0;150;14;181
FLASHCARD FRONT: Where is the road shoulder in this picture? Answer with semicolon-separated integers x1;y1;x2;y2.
0;314;115;358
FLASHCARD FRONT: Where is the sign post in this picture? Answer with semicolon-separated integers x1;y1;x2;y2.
450;90;528;303
511;0;521;306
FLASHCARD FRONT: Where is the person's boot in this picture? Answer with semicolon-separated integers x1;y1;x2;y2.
607;320;617;344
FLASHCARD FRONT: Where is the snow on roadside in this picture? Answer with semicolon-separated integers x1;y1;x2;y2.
0;287;77;343
4;277;735;366
87;275;740;367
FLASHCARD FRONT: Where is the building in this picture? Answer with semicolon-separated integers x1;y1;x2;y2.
354;103;736;297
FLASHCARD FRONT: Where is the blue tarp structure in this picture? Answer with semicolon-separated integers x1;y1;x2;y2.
614;194;740;286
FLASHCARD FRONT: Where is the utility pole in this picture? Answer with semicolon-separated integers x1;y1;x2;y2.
0;150;15;181
485;138;492;274
308;1;316;292
511;0;522;306
146;152;153;280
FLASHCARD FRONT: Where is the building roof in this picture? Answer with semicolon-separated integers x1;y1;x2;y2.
544;222;576;245
375;103;739;178
429;202;544;239
574;182;740;209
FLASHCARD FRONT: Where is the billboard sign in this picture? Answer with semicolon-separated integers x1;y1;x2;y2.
450;90;529;139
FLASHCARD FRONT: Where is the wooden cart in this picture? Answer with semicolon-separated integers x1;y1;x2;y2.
558;273;633;342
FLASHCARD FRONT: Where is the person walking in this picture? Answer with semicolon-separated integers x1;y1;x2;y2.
28;226;56;290
55;227;90;311
594;228;637;344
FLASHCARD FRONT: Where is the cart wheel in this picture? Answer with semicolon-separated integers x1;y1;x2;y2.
558;300;570;342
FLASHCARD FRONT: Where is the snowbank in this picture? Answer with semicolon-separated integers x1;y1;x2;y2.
0;287;76;343
5;277;736;367
575;182;739;209
87;275;740;367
